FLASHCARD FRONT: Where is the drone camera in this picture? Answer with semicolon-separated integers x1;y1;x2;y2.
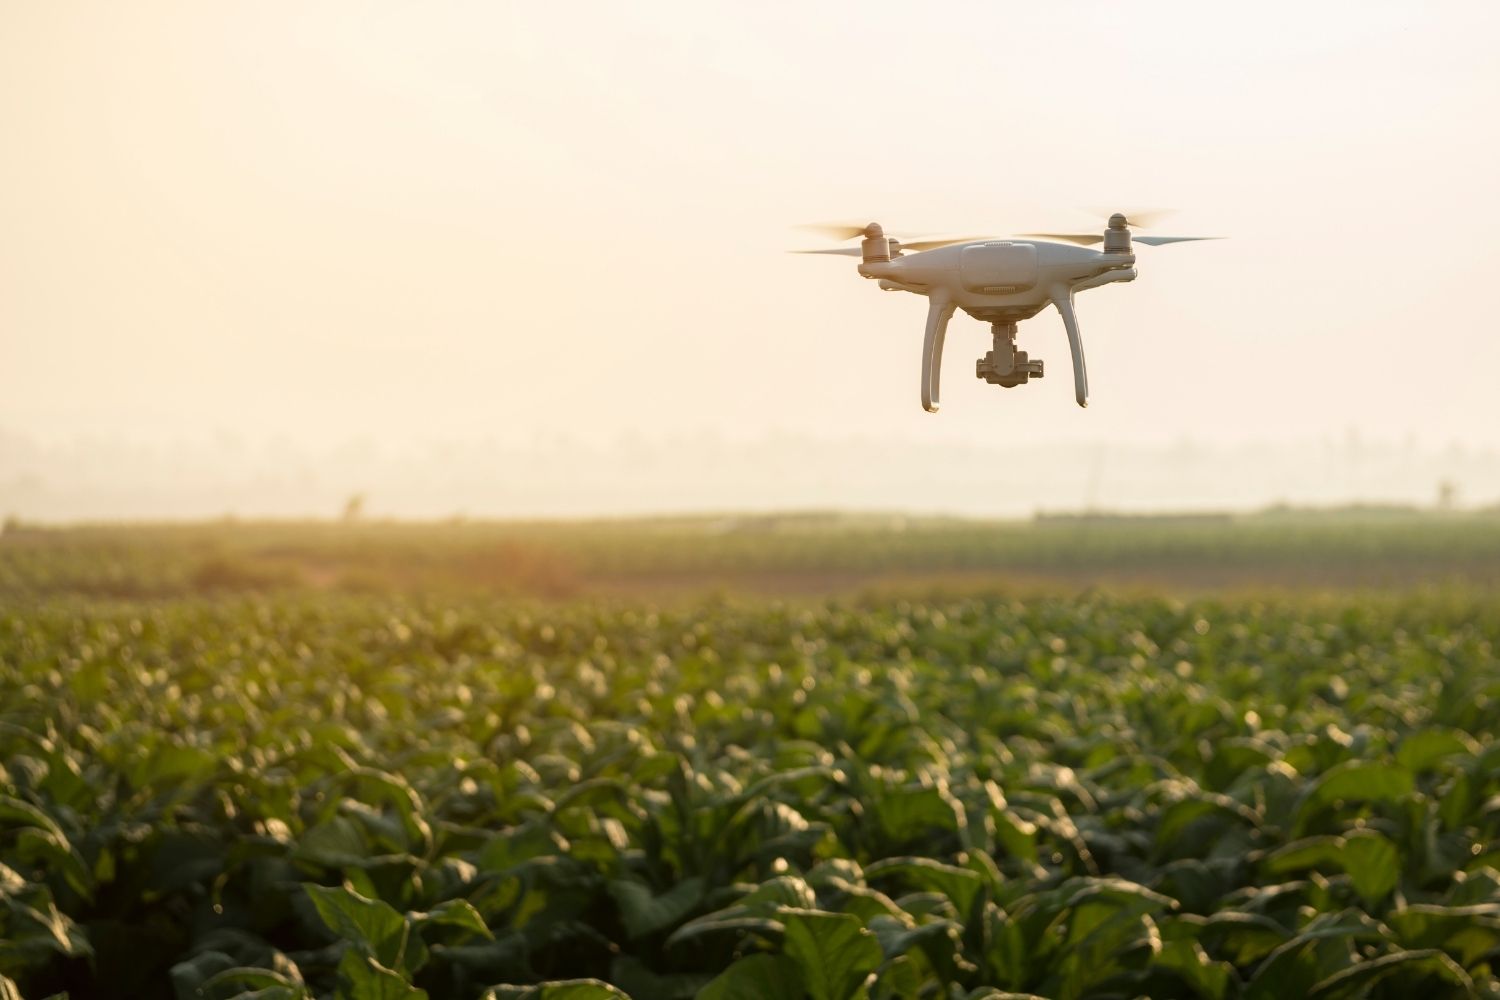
975;320;1043;388
977;350;1043;387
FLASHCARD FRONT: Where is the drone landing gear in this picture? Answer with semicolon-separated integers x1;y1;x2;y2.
976;321;1043;388
920;291;956;413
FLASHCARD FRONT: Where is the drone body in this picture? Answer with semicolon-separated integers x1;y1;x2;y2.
798;215;1215;412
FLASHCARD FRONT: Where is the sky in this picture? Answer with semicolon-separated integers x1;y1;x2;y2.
2;1;1498;516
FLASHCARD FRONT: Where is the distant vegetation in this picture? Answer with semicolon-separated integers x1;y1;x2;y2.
4;508;1500;600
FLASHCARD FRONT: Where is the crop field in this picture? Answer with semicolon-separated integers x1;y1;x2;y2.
4;515;1500;999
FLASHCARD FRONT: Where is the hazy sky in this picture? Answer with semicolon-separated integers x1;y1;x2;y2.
3;1;1498;463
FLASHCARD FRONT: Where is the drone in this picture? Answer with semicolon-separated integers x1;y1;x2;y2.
795;213;1218;411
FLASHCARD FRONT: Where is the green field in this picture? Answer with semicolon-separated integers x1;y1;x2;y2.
4;516;1500;999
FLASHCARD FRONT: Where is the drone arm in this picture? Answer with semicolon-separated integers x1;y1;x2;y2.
1050;285;1089;408
1074;266;1136;292
920;291;956;413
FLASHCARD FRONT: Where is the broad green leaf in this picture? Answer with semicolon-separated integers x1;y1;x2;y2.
992;809;1040;863
871;785;966;846
0;794;66;838
482;981;633;1000
434;932;531;983
1308;948;1473;998
1059;909;1163;998
1241;936;1335;1000
1155;938;1231;1000
1263;836;1344;877
200;966;308;1000
1242;911;1388;1000
864;857;984;917
867;914;960;963
607;876;703;938
698;954;804;1000
870;954;922;1000
1340;831;1399;907
665;875;811;946
1194;912;1287;966
1395;729;1477;772
1204;738;1277;789
665;914;785;948
295;817;370;869
1386;903;1500;966
1448;867;1500;906
1155;858;1239;915
1035;876;1176;925
413;898;494;941
830;883;905;924
1438;771;1475;831
3;895;92;959
337;950;427;1000
610;955;711;1000
170;951;238;1000
739;875;818;910
535;982;634;1000
304;883;409;971
782;909;882;1000
1294;762;1414;833
477;823;571;875
323;767;433;854
129;741;219;789
1155;793;1259;854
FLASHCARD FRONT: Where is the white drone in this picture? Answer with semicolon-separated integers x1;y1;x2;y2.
796;213;1218;411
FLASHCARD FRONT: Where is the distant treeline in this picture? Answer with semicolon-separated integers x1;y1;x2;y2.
5;508;1500;599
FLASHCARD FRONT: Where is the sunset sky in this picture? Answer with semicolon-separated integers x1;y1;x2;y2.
3;1;1498;511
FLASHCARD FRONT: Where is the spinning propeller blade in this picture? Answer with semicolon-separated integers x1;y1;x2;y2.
1089;208;1174;229
1020;232;1220;247
798;222;889;241
793;223;984;257
1133;235;1223;246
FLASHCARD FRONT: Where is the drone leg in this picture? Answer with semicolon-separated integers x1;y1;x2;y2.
1050;286;1089;408
921;292;956;413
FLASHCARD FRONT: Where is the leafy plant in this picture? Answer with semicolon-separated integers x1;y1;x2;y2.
5;525;1500;997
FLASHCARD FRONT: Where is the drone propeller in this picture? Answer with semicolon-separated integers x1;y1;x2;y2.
798;222;892;241
1086;207;1174;229
1020;208;1203;246
790;237;982;256
792;223;985;257
1133;235;1222;246
1017;233;1222;246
